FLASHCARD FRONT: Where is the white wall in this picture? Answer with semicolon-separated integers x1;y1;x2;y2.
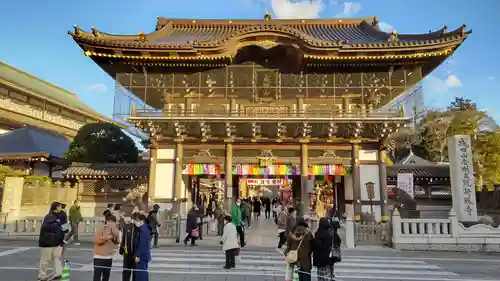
153;149;175;199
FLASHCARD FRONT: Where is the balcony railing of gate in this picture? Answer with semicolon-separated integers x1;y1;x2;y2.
132;108;403;119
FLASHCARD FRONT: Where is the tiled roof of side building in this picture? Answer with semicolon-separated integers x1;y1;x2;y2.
70;16;470;50
0;127;70;158
0;61;111;123
62;162;149;177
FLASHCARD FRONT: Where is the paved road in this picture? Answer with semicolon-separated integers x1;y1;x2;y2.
1;241;500;281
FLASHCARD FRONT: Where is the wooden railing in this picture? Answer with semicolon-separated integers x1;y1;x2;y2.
134;108;403;119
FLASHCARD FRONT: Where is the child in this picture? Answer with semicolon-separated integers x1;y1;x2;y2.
93;214;120;281
220;215;239;269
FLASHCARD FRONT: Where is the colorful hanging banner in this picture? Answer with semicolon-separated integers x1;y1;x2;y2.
308;164;349;176
233;164;300;176
182;164;224;175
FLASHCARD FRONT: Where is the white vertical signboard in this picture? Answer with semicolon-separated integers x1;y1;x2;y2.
447;135;478;222
397;173;414;199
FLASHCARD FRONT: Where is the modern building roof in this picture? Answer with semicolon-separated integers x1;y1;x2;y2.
0;126;70;159
0;61;110;123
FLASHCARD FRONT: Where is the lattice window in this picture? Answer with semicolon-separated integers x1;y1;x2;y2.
109;180;133;193
82;181;105;193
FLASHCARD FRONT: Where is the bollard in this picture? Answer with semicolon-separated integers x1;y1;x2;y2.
61;259;71;281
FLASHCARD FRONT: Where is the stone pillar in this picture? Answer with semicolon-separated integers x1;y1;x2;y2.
378;149;389;221
300;142;309;216
148;145;158;207
296;97;304;116
1;177;24;232
351;143;362;221
173;142;183;213
224;142;233;211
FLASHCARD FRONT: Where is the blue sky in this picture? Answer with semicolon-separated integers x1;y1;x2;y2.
0;0;498;123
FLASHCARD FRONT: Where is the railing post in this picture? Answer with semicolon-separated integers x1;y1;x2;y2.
449;208;459;238
392;208;402;239
345;216;356;248
175;215;181;243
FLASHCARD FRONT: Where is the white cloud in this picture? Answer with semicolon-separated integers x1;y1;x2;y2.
378;22;393;33
445;74;462;88
87;83;108;93
487;75;496;81
424;74;462;95
271;0;324;19
338;2;361;17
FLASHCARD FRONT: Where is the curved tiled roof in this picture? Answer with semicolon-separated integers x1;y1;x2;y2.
62;162;149;178
0;126;70;158
387;164;450;178
69;16;470;52
0;61;109;123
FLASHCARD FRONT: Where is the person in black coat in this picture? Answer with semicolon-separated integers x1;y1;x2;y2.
252;197;261;220
263;197;271;219
313;217;341;281
184;206;199;246
38;202;65;280
147;204;161;248
120;212;141;281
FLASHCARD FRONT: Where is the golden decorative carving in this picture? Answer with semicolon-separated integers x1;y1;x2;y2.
256;150;277;167
245;106;288;116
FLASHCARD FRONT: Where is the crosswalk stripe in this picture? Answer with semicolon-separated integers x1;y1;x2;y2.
93;248;461;279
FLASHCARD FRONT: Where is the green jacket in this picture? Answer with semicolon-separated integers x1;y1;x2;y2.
231;204;242;226
69;205;82;224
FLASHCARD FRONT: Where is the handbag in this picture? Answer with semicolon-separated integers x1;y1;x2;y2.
330;232;342;263
191;228;200;238
285;231;308;264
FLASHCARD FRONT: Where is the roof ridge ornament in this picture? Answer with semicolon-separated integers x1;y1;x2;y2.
264;10;272;21
388;29;399;42
372;16;379;28
440;25;448;37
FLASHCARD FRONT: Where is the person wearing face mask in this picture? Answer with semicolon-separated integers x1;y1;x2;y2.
120;212;140;281
93;215;120;281
231;199;246;248
134;213;151;281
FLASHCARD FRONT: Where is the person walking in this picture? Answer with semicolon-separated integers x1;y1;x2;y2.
147;204;161;248
231;199;246;247
285;207;296;235
93;214;120;281
184;206;199;246
264;197;271;219
120;213;140;281
313;217;337;281
284;217;313;281
241;199;251;228
221;215;239;269
252;197;261;220
37;202;65;281
134;213;152;281
65;200;83;245
276;204;288;248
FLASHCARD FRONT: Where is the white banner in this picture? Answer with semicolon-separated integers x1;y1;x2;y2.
397;173;414;199
246;178;283;186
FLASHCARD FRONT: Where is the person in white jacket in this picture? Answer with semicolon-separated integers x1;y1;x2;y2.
220;215;239;269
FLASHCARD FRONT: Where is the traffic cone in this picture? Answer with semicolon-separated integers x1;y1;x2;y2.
61;260;71;281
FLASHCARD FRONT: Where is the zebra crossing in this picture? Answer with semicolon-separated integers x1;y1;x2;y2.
72;247;465;280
